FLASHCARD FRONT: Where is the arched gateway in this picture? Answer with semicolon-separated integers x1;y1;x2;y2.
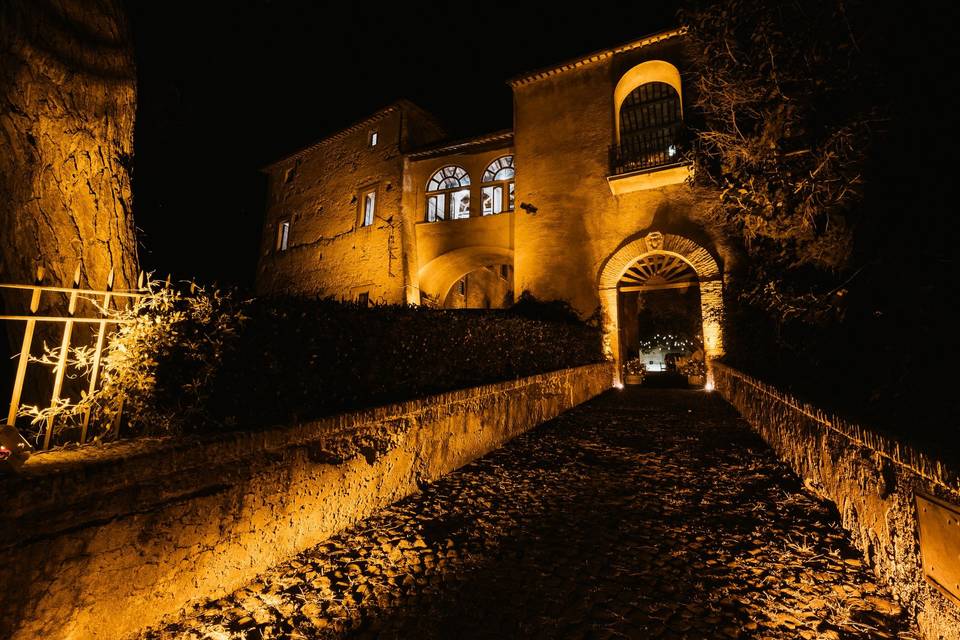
417;245;514;306
598;232;724;384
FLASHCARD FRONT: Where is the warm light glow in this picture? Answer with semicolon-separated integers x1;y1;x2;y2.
613;60;683;143
614;382;624;390
705;381;714;392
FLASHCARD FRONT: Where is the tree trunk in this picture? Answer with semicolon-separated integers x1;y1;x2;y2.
0;0;139;436
0;0;138;303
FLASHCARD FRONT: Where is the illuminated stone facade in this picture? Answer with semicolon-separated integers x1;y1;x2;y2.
257;29;732;377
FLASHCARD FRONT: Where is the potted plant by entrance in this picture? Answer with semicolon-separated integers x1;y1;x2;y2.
623;357;646;385
682;359;706;387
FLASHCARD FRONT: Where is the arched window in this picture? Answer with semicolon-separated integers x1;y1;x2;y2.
616;82;683;172
480;155;514;215
426;165;471;222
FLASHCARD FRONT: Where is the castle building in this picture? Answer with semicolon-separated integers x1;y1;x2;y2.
256;28;728;381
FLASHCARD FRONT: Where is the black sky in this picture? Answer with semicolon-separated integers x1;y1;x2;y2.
126;1;682;288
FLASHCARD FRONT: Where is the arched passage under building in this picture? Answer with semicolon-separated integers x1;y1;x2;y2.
598;232;724;385
443;264;513;309
417;246;514;308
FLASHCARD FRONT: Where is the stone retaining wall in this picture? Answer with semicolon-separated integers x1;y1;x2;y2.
712;363;960;640
0;363;612;640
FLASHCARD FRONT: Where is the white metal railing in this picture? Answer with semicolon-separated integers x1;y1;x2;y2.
0;266;150;453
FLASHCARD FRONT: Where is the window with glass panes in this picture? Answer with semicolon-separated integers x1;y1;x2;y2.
481;155;514;215
425;165;471;222
277;220;290;251
618;82;682;167
362;190;376;226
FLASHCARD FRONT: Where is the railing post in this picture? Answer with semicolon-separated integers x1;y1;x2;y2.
42;265;81;450
6;267;44;428
80;269;114;444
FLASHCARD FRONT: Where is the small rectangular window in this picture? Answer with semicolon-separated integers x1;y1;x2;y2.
277;220;290;251
508;182;515;210
362;191;376;227
357;292;369;306
369;131;378;147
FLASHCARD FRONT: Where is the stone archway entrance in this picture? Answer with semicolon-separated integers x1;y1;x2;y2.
598;232;724;384
417;246;514;307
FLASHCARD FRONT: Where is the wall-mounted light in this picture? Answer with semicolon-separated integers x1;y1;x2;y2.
520;202;538;215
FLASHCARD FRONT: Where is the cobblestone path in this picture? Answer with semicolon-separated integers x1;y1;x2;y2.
143;389;918;640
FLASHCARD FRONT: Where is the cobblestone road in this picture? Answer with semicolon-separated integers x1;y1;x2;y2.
143;389;918;640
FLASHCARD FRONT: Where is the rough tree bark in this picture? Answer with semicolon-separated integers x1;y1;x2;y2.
0;0;139;450
0;0;139;309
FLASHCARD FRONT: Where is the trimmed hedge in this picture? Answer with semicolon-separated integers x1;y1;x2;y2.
204;296;603;430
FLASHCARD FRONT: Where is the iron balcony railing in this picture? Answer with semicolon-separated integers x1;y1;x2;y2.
609;125;688;176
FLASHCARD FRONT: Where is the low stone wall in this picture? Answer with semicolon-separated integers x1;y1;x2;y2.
712;363;960;640
0;363;613;640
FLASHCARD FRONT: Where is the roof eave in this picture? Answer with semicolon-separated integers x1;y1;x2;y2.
260;100;445;172
507;27;685;88
407;130;514;160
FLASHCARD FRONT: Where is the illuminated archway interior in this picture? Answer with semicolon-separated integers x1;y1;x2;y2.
442;264;514;309
598;233;724;384
618;253;704;379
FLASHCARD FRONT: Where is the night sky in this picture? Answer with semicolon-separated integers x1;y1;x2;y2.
126;1;681;288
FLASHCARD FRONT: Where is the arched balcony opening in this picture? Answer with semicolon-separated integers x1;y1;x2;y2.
480;155;515;216
610;60;686;178
613;82;683;174
611;81;684;175
425;165;471;222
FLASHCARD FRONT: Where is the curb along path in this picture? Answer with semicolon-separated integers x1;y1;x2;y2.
142;389;918;640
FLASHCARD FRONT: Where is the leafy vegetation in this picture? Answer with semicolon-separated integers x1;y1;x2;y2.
209;294;602;431
681;0;882;319
681;0;955;443
20;280;246;441
21;286;602;444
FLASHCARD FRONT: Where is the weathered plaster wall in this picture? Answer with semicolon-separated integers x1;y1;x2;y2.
0;363;613;640
414;210;514;272
255;104;444;303
713;363;960;640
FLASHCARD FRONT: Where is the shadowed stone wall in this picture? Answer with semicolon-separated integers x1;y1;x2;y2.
713;363;960;640
0;363;612;640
